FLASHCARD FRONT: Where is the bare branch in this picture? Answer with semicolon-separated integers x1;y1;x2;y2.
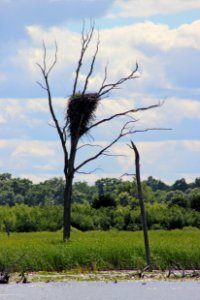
120;172;135;178
87;103;160;132
76;167;101;175
42;41;47;74
47;41;58;76
126;127;172;136
100;64;108;91
37;42;68;162
62;124;68;144
36;81;47;91
48;122;57;128
75;125;171;172
36;63;45;75
73;24;95;96
75;129;124;172
82;30;100;96
37;41;58;78
102;150;126;157
77;143;104;151
126;114;138;122
102;153;126;157
98;62;139;97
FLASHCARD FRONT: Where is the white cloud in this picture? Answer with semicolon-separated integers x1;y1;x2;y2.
19;25;81;75
133;97;200;127
0;115;6;124
19;173;62;184
0;97;66;134
0;139;64;181
111;139;200;182
0;140;7;148
0;72;6;83
1;18;200;184
110;0;200;18
27;98;49;112
95;96;200;131
182;140;200;152
11;140;56;157
0;136;199;184
34;163;56;170
1;94;199;143
11;20;200;99
0;99;26;123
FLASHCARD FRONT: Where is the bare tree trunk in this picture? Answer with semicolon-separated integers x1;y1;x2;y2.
63;139;77;241
63;173;73;241
130;141;152;270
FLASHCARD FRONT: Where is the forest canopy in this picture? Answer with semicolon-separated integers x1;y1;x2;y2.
0;173;200;233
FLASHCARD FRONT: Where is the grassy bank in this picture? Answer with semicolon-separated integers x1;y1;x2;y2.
0;229;200;273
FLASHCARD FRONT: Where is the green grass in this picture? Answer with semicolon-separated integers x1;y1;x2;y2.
0;228;200;272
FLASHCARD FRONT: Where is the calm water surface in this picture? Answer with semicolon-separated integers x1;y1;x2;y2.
0;281;200;300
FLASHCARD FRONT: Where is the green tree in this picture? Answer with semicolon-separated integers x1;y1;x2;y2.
146;203;168;229
189;189;200;212
165;190;189;208
72;181;95;203
145;176;169;191
0;206;16;234
11;178;32;196
71;202;95;231
0;173;12;181
13;205;36;232
117;192;133;206
92;193;116;209
194;178;200;188
172;178;188;192
0;190;15;206
42;178;64;205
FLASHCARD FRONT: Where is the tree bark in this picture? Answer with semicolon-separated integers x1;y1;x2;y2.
63;139;78;241
63;173;73;241
130;141;152;270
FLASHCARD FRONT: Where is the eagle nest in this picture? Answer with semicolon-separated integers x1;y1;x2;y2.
66;93;100;139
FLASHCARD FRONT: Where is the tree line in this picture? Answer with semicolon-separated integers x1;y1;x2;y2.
0;173;199;208
0;173;200;233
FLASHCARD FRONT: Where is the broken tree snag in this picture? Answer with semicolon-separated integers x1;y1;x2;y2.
130;141;152;271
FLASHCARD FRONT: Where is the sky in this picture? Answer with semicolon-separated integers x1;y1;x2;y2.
0;0;200;184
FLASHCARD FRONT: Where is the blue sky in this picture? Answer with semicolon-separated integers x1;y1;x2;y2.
0;0;200;184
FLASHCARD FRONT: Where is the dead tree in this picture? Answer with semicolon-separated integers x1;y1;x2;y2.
37;25;161;241
129;141;152;270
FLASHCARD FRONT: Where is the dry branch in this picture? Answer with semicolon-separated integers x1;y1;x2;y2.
75;117;167;173
87;103;161;132
37;42;68;165
98;62;139;97
73;24;95;96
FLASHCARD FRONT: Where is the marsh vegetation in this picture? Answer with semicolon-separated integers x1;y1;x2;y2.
0;229;200;273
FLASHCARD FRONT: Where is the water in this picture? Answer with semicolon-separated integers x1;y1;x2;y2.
0;281;200;300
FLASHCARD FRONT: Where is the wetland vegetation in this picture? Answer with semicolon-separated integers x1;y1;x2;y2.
0;173;200;275
0;229;200;273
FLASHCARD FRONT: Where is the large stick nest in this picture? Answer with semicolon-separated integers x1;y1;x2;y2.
66;93;100;139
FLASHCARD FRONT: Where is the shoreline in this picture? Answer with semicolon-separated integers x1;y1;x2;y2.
7;270;200;283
